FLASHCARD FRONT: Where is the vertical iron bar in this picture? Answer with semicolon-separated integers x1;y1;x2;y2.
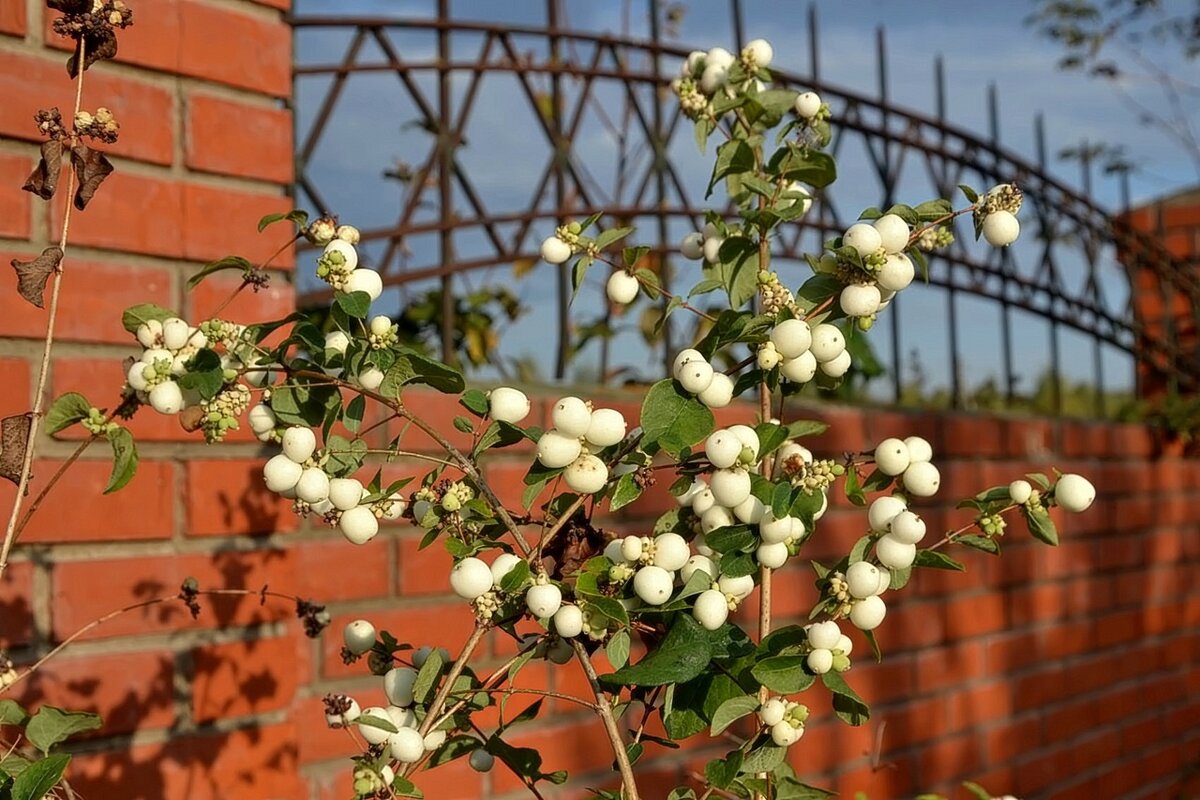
731;0;745;53
876;26;893;206
437;0;456;364
650;0;673;375
808;4;819;82
549;0;569;380
1033;112;1062;413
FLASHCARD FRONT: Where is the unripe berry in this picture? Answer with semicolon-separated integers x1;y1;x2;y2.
358;367;384;391
540;235;572;264
295;467;331;504
1009;479;1033;505
469;749;495;773
819;349;853;378
552;397;592;437
343;619;376;655
654;532;691;571
874;438;911;476
340;506;380;545
806;648;833;674
770;318;813;358
384;667;418;707
450;557;493;600
606;271;640;305
794;91;822;119
843;223;883;258
780;351;818;383
759;512;794;545
681;554;717;583
369;315;392;337
710;468;752;507
357;708;394;745
845;561;882;600
888;510;926;545
325;239;359;271
680;232;705;260
700;505;735;534
733;494;766;525
868;495;907;532
149;381;184;415
757;541;789;568
491;553;523;587
488;387;531;424
702;236;724;263
676;360;715;394
282;426;317;464
982;210;1020;246
671;348;704;376
1054;474;1096;513
563;454;608;494
875;534;916;570
878;253;915;291
263;454;303;493
536;430;582;469
329;478;365;511
525;583;563;618
849;595;887;630
902;461;941;497
342;268;383;301
904;435;933;463
553;604;584;638
771;720;800;746
840;283;882;317
585;408;627;447
698;372;734;408
389;727;425;764
872;214;911;253
633;565;674;606
161;317;191;351
693;588;730;630
718;573;754;600
809;324;846;362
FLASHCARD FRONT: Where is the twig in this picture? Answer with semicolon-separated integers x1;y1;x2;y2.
571;639;640;800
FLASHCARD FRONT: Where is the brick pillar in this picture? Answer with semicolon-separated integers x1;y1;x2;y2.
0;3;303;798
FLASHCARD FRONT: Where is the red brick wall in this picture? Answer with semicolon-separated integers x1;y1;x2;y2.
1;5;1198;800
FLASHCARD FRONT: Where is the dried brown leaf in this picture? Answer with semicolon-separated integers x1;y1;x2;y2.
178;406;205;433
47;0;89;12
70;144;114;210
10;247;63;308
67;28;117;77
0;414;32;488
22;140;66;201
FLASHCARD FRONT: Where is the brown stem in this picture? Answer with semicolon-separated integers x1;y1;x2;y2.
0;39;89;582
413;624;488;742
571;639;640;800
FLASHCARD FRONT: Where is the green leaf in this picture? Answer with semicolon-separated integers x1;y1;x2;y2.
397;350;465;394
606;629;630;670
0;700;29;727
453;416;474;434
609;472;643;512
962;782;992;800
120;303;178;334
957;534;1000;555
703;525;755;554
412;647;446;706
25;707;102;753
498;560;530;593
740;744;787;774
1022;505;1059;545
709;694;760;736
571;257;591;298
185;255;251;290
752;656;815;694
174;348;226;401
958;184;980;203
103;427;137;494
603;614;712;687
459;389;489;416
639;379;715;459
356;713;399;734
785;419;829;438
343;395;366;433
323;435;367;478
257;209;308;233
44;393;91;435
913;550;965;571
820;671;870;726
777;149;837;188
707;140;755;197
334;290;371;319
704;750;743;789
594;227;634;250
10;753;70;800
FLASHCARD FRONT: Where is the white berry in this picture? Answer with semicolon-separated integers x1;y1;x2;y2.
681;555;717;583
606;271;640;305
868;496;907;531
343;619;376;655
878;253;915;292
807;620;841;649
743;38;773;66
358;707;394;745
149;381;184;414
672;348;704;376
902;461;941;497
718;573;754;600
450;557;493;600
136;319;162;348
564;454;609;494
982;210;1020;247
840;284;882;317
263;454;303;493
161;317;191;351
295;467;331;504
1055;474;1096;513
806;648;833;674
384;667;418;707
874;438;911;476
680;232;705;259
780;351;817;383
536;430;582;469
368;315;392;337
553;604;584;638
904;436;933;463
389;727;425;763
819;349;852;379
700;505;735;534
692;588;729;630
585;408;627;447
710;468;751;508
654;532;691;571
771;319;812;359
634;566;674;606
875;534;916;570
541;236;572;264
872;214;910;253
328;477;365;511
794;91;822;119
705;430;743;469
324;330;350;354
325;238;359;271
491;553;523;587
845;561;881;600
677;360;715;394
552;397;592;437
282;426;317;464
1008;479;1033;505
757;542;789;569
488;387;531;424
843;223;882;258
343;268;383;301
525;583;563;618
809;324;845;362
733;494;765;525
888;510;926;545
771;721;801;747
698;372;734;408
358;367;384;391
849;595;887;630
759;512;794;545
340;506;379;545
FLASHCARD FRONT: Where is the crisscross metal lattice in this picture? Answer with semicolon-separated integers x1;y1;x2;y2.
291;1;1200;412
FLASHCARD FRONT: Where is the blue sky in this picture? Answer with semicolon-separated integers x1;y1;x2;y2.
291;0;1196;399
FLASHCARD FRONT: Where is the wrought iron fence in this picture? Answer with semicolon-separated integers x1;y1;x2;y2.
290;1;1200;413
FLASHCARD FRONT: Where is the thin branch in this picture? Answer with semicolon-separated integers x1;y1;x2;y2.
571;639;640;800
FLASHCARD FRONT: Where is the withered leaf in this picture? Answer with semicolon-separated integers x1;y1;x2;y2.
67;28;118;77
11;247;64;309
0;413;32;488
178;406;205;433
70;144;114;210
47;0;90;12
22;140;66;201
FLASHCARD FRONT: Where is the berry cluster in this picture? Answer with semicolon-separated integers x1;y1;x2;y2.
535;395;628;494
671;348;734;408
314;226;382;301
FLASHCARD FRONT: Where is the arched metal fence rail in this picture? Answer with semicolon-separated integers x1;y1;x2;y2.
291;5;1200;412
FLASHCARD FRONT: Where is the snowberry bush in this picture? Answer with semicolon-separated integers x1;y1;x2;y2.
7;21;1096;800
